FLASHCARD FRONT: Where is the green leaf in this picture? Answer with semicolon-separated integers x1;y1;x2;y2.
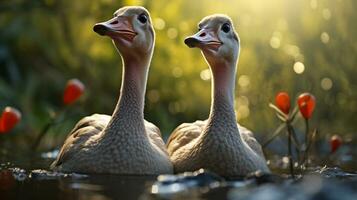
262;123;286;148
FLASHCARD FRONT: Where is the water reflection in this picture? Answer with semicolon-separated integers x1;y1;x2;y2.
1;147;357;200
1;168;157;200
1;165;357;200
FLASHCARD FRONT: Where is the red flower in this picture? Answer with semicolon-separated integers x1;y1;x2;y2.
297;93;316;119
63;79;85;105
275;92;291;114
0;107;22;133
330;135;342;153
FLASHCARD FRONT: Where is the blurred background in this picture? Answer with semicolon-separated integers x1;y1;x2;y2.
0;0;356;151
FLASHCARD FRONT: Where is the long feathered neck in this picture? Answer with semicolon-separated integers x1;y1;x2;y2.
204;56;241;139
209;60;236;122
103;51;152;136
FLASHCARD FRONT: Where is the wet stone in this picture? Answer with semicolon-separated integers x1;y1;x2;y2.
30;169;88;180
228;175;357;200
151;169;224;195
149;167;357;200
10;167;27;181
307;166;357;179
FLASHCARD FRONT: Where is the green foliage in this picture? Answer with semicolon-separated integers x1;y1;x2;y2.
1;0;356;149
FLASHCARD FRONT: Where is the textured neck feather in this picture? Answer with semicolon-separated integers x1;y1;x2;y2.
103;53;151;136
204;58;241;139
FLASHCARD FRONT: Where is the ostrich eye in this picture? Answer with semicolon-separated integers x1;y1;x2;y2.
138;14;147;24
221;23;230;33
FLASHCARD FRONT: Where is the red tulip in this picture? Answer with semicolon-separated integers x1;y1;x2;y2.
297;93;316;119
275;92;291;114
0;107;22;133
63;79;85;105
330;135;342;153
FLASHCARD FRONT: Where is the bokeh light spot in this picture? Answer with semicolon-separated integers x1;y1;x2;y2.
200;69;211;81
321;32;330;44
172;67;183;78
270;31;282;49
238;75;250;88
168;101;181;113
284;45;300;57
147;90;160;103
293;62;305;74
270;37;280;49
321;77;333;90
310;0;318;9
322;9;331;20
237;96;250;106
167;28;178;39
179;22;189;32
237;105;250;120
153;18;165;30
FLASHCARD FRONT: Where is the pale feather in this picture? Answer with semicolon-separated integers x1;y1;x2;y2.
52;114;167;169
167;120;265;159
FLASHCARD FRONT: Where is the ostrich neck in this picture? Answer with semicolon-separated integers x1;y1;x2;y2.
103;54;151;137
210;63;235;114
204;59;241;139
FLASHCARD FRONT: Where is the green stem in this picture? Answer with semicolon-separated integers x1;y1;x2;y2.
305;119;309;146
32;107;69;150
304;119;309;167
287;126;295;178
301;128;317;168
262;123;286;148
288;124;301;165
32;119;55;150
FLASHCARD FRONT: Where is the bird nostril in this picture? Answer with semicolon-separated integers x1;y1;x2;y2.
184;37;200;48
93;24;108;36
199;32;206;37
110;20;118;25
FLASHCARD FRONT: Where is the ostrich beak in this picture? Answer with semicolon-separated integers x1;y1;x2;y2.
93;16;137;42
184;28;222;50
